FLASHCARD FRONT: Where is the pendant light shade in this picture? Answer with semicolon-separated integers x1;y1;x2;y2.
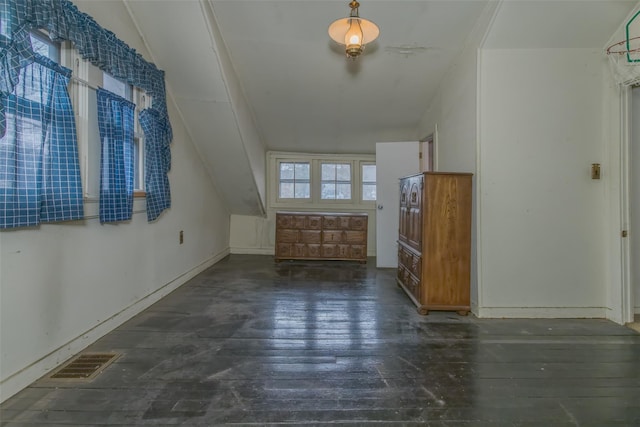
328;1;379;59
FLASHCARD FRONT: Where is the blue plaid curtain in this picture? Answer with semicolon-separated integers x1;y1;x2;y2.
0;0;171;140
0;54;83;229
96;88;135;223
140;109;171;221
1;0;173;223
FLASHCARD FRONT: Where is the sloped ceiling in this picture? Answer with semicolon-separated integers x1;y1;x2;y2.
83;0;637;216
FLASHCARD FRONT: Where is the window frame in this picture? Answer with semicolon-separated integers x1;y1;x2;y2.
319;161;353;201
133;87;150;195
360;161;377;202
269;151;375;210
29;30;60;62
276;160;311;202
63;45;149;200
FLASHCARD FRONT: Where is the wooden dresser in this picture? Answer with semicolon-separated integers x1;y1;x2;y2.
397;172;473;315
275;212;367;262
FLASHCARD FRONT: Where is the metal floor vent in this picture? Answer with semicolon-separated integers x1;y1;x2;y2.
49;353;120;381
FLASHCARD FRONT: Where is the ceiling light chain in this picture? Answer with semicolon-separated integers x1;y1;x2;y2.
328;0;379;60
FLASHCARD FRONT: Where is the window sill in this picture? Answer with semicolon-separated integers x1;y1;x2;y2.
134;191;146;198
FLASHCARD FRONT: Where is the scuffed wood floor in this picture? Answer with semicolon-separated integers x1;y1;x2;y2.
2;255;640;426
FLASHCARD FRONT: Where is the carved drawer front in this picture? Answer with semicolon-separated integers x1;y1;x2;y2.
403;271;413;294
291;215;306;229
321;244;338;257
307;244;321;257
404;265;411;283
276;243;292;257
300;230;321;244
409;254;421;277
350;216;367;230
276;215;293;229
408;274;420;299
344;230;365;244
334;216;349;229
292;244;320;257
397;264;406;282
322;216;339;229
293;243;307;257
350;245;365;259
278;229;298;243
337;244;350;257
307;216;322;229
398;246;411;269
322;230;344;243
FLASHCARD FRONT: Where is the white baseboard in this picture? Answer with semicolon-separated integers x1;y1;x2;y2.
0;247;230;404
230;247;274;255
476;306;608;319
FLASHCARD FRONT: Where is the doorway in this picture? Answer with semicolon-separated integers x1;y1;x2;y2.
420;134;435;172
632;87;640;319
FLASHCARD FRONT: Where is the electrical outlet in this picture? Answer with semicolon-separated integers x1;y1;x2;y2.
179;230;184;244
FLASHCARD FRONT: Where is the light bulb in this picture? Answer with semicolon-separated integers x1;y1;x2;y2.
344;18;363;47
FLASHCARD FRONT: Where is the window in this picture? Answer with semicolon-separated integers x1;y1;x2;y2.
101;72;149;195
67;51;149;200
269;152;375;208
29;31;59;62
361;163;376;201
102;73;131;100
321;162;351;200
4;2;172;223
1;33;83;228
278;161;310;199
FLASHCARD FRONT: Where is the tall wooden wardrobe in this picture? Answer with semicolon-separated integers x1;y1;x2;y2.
396;172;473;315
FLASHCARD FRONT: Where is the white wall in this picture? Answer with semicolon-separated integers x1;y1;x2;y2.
419;43;480;309
477;48;607;318
0;2;230;402
633;87;640;313
415;2;498;312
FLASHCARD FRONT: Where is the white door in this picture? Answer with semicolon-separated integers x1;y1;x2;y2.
375;142;420;268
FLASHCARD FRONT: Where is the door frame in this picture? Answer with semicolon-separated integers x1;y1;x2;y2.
618;85;634;324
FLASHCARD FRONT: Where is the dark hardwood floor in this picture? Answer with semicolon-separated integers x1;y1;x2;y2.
2;254;640;426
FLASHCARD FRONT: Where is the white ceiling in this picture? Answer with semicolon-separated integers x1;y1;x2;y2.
106;0;636;214
211;0;490;154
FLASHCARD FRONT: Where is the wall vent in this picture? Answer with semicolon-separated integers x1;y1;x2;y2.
49;353;120;381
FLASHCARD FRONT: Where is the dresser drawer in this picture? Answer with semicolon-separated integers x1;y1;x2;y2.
349;216;367;230
321;244;339;257
276;214;306;229
307;216;322;229
277;229;298;243
350;245;366;260
276;243;292;257
300;230;321;243
322;230;344;243
292;243;321;258
344;230;365;244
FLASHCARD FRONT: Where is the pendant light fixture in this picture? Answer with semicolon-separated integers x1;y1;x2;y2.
328;0;379;59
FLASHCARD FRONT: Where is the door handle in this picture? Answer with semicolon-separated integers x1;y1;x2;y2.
377;204;383;210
